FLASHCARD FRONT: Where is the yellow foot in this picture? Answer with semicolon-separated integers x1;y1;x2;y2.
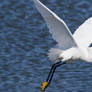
41;81;49;92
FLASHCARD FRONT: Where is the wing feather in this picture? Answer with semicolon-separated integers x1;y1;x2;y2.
33;0;77;49
73;17;92;47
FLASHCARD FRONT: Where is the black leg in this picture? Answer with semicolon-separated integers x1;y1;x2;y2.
46;62;60;82
46;61;66;84
41;61;66;92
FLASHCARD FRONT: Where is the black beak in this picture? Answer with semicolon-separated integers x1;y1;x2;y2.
41;61;66;92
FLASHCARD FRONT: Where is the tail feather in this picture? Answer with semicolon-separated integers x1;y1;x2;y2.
48;48;63;62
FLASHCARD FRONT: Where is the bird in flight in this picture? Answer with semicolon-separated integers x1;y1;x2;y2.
33;0;92;91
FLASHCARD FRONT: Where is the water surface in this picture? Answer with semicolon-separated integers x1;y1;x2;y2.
0;0;92;92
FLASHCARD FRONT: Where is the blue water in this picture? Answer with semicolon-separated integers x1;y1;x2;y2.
0;0;92;92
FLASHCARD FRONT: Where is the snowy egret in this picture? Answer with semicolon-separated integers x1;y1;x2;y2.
33;0;92;91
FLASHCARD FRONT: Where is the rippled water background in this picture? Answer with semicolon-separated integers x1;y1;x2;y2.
0;0;92;92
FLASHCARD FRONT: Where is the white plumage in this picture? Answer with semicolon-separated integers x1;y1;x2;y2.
73;17;92;47
33;0;92;63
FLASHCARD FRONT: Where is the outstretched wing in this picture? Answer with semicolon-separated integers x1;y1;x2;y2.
73;17;92;47
33;0;77;50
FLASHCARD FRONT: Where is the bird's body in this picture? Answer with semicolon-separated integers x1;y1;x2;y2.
33;0;92;91
48;46;92;63
33;0;92;63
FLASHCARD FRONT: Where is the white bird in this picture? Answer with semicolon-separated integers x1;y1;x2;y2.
33;0;92;91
